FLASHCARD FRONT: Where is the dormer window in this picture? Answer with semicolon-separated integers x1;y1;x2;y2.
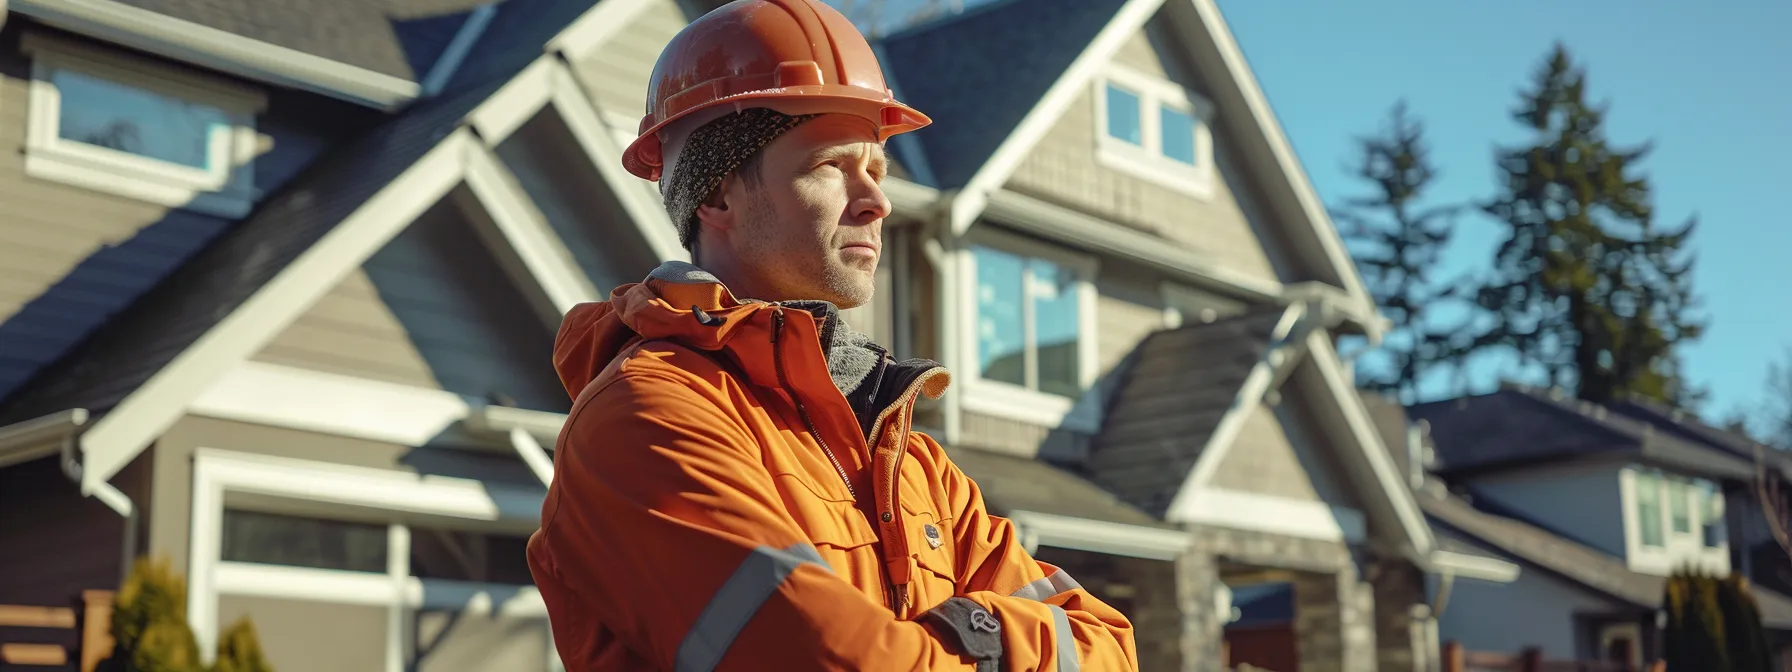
22;33;265;217
1093;63;1215;199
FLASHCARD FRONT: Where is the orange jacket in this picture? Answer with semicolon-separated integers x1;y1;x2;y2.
527;264;1137;671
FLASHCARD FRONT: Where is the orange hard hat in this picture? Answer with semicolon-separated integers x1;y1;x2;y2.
621;0;932;181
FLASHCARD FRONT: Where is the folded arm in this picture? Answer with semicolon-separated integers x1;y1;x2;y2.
532;372;989;671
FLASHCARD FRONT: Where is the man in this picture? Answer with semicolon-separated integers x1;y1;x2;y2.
526;1;1137;669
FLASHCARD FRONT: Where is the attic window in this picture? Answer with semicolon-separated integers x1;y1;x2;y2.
1093;63;1215;200
21;34;265;218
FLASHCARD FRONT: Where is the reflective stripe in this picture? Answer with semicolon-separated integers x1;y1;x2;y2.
674;543;830;672
1010;569;1085;602
1048;604;1079;672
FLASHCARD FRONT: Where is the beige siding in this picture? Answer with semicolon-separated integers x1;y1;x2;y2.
217;596;388;672
250;196;567;411
959;411;1092;462
574;0;689;117
1094;264;1168;378
254;266;441;388
1003;28;1278;285
1208;397;1361;510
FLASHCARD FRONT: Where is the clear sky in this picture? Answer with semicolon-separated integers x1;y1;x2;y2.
836;0;1791;424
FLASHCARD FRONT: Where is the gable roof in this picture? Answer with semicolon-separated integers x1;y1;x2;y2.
1408;387;1757;481
949;447;1172;530
873;0;1130;189
1088;306;1293;517
62;0;488;80
1420;483;1792;629
0;0;675;495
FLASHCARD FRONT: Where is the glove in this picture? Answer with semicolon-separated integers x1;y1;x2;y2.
920;597;1005;672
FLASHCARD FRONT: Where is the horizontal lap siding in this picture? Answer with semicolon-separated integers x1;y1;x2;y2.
1004;24;1279;286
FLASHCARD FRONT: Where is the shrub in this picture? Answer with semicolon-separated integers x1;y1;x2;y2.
1662;567;1770;672
98;556;274;672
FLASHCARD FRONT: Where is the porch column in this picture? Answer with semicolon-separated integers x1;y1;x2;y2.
1369;559;1429;672
1294;568;1378;672
1176;549;1224;672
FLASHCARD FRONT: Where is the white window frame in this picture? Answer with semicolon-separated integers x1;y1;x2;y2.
1092;63;1216;201
956;227;1101;433
21;33;266;218
187;449;560;672
1619;465;1729;576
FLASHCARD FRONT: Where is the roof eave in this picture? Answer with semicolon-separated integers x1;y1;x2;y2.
12;0;420;110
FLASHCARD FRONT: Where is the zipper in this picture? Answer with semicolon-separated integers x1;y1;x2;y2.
770;307;857;502
867;367;946;616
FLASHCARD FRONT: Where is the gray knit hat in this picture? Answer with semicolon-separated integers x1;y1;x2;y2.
661;108;816;250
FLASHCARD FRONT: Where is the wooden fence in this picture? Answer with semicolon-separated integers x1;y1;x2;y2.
0;591;114;670
1444;642;1665;672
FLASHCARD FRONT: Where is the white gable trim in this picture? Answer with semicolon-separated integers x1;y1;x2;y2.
1163;303;1311;519
545;63;688;263
1007;510;1192;561
76;57;629;492
11;0;419;109
76;129;476;492
547;0;667;60
1303;329;1435;561
190;361;567;447
1178;488;1368;544
1181;0;1374;318
461;141;604;316
946;0;1167;236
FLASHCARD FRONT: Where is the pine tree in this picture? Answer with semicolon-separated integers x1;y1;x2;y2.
1470;44;1705;406
1764;346;1792;449
1333;101;1462;404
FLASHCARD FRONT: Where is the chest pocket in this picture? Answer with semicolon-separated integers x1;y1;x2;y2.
901;497;959;610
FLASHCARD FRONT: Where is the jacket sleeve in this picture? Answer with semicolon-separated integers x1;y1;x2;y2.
530;371;986;671
915;432;1141;671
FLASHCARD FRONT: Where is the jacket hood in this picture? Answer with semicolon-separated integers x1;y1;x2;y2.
553;262;769;399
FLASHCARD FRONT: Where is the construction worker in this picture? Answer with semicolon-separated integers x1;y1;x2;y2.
526;1;1138;669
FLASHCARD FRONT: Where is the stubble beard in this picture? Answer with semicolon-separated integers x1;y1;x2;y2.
740;191;875;309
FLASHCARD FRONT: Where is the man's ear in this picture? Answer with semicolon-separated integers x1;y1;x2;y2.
693;175;737;235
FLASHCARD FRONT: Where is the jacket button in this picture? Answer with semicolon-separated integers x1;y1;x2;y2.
881;512;893;523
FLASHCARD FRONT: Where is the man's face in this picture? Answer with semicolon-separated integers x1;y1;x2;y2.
706;114;891;309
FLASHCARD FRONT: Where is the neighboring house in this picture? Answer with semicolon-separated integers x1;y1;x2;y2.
0;1;1517;672
1406;384;1792;664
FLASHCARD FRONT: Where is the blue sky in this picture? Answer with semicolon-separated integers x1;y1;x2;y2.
838;1;1790;424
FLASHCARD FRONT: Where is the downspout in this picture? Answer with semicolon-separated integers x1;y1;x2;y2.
11;409;140;582
922;191;963;446
64;430;140;585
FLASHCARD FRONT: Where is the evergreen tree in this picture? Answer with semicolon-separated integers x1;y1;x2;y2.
1469;44;1705;406
1333;101;1462;404
1765;346;1792;449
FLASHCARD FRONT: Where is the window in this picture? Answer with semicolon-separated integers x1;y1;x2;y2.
1093;64;1215;199
1668;477;1692;534
1699;481;1726;548
973;245;1082;398
959;232;1098;430
22;34;264;217
1635;470;1664;548
221;509;389;573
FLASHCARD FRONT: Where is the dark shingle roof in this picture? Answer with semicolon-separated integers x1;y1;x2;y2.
948;447;1169;529
1086;307;1289;517
1420;486;1792;629
873;0;1131;188
0;0;587;425
1408;387;1757;481
108;0;495;80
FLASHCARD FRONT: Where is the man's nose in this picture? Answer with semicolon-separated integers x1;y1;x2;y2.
849;172;891;224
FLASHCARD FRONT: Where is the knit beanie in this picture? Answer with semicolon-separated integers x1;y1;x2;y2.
660;108;816;250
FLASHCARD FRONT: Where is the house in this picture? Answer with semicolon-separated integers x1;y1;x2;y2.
0;0;1514;670
1407;384;1792;665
